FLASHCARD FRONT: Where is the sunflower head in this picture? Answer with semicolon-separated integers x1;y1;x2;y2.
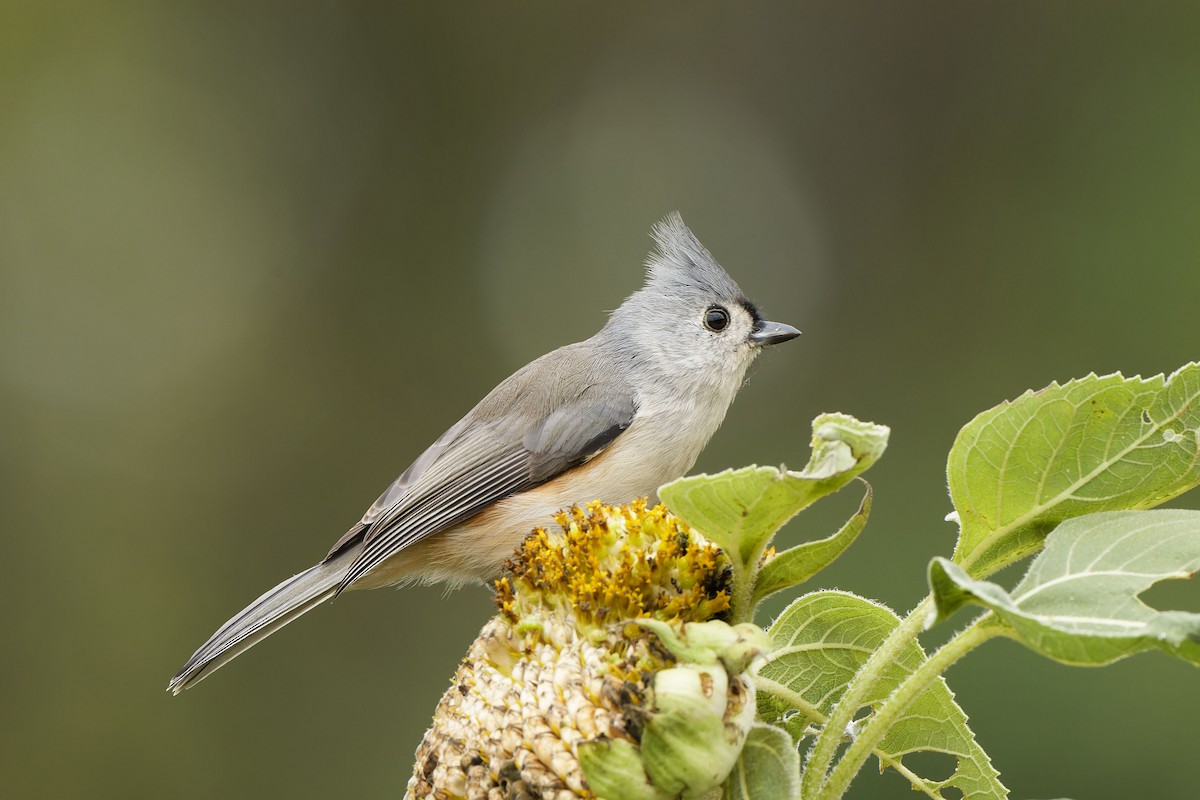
406;501;760;800
495;499;732;631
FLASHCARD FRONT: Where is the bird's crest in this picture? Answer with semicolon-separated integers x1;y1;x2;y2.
645;212;744;301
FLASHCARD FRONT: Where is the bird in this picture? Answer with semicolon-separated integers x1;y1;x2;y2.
168;212;800;694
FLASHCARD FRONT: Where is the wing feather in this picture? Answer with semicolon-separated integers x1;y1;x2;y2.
336;345;637;591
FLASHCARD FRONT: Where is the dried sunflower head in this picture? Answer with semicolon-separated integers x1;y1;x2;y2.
405;501;769;800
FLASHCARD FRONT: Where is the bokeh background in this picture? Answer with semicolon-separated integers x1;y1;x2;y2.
3;3;1199;798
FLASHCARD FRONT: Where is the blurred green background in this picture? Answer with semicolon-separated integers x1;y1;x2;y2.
3;2;1199;798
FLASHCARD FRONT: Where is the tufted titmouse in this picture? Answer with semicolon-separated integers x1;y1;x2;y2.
168;213;800;693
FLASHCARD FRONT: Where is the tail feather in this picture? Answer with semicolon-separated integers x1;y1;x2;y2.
168;552;351;694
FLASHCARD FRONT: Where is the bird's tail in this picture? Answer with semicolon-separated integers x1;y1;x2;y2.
168;550;352;694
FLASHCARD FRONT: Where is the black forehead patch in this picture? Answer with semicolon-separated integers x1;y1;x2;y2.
738;298;763;324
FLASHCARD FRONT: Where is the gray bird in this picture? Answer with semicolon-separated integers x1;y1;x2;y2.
169;213;800;693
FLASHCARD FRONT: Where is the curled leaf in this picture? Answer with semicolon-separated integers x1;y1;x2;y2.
660;414;887;566
931;509;1200;666
753;482;872;606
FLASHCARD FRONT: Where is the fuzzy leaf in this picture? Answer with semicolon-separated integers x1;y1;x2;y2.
948;364;1200;577
758;592;1006;799
721;723;800;800
660;413;888;568
930;510;1200;665
753;482;872;605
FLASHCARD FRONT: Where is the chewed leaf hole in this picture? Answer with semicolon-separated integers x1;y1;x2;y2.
1142;576;1200;614
896;750;957;782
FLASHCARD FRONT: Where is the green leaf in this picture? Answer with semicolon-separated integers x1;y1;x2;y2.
758;592;1006;799
930;510;1200;666
752;482;872;606
721;723;800;800
660;413;888;570
948;364;1200;576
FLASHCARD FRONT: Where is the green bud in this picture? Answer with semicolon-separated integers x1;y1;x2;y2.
639;662;757;799
638;618;773;672
576;737;672;800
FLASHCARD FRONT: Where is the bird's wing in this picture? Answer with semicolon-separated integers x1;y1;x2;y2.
335;346;637;590
323;416;471;561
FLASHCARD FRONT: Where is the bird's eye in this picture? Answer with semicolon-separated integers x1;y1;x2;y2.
703;305;730;332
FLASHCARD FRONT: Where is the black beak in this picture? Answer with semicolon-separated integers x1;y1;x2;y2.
749;320;802;346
